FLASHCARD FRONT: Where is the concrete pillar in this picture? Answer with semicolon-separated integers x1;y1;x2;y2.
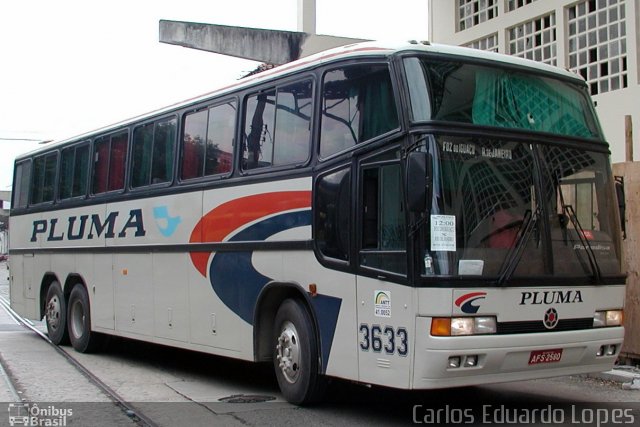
298;0;317;34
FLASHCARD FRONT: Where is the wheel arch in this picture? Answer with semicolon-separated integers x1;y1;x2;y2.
253;281;322;368
39;273;61;319
39;273;88;319
64;273;87;296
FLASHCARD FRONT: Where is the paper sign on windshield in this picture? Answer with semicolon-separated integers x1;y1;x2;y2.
431;215;456;251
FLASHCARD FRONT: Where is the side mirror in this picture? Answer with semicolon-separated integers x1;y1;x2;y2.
407;152;432;213
614;176;626;239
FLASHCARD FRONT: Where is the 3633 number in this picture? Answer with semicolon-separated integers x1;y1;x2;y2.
359;324;408;356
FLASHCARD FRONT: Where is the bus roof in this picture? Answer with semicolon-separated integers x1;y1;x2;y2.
16;40;584;160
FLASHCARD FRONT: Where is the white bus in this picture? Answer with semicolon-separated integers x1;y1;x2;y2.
10;41;625;404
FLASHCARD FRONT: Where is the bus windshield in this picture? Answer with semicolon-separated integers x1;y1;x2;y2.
403;56;601;139
420;135;622;283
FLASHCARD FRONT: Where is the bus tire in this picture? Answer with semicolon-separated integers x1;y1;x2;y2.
67;284;103;353
44;281;69;345
273;298;325;405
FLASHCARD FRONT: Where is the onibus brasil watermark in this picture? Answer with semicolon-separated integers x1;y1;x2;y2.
8;403;72;427
413;404;636;426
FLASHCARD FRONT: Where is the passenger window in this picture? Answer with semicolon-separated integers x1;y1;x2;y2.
320;64;399;158
60;143;89;199
243;90;276;169
13;160;31;208
243;80;312;170
205;103;235;175
92;131;128;194
181;101;235;180
132;118;176;187
273;81;312;165
30;152;58;204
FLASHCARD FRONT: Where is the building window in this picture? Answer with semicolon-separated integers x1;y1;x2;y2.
507;0;538;12
464;34;499;52
458;0;498;31
508;13;557;65
567;0;627;95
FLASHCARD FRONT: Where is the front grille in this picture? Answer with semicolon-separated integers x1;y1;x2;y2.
497;318;593;334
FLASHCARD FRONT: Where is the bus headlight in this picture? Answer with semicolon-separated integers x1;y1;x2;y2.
593;310;623;327
431;316;497;336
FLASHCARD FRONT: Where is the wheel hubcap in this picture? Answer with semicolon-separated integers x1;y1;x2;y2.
46;296;61;331
70;300;85;339
276;321;301;384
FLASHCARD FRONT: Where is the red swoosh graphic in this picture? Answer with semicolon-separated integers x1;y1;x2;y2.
189;191;311;276
454;292;487;307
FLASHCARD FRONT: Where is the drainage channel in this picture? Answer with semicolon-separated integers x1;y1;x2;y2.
0;295;158;427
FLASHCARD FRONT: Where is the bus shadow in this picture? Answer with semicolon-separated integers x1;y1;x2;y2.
93;336;594;426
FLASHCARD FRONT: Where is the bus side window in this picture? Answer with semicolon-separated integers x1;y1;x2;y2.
315;166;351;263
204;102;235;176
320;64;399;158
243;80;312;171
181;110;207;180
60;143;90;199
273;80;312;166
181;102;235;180
92;131;129;194
132;118;176;188
359;163;406;275
13;160;31;208
30;152;58;204
243;90;276;170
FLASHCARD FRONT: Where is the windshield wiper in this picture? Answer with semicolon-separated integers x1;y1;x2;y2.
497;208;539;286
557;180;603;283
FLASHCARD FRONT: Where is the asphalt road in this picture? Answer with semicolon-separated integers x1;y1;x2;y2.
0;262;638;426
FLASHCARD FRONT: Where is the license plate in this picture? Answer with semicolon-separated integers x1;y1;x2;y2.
528;349;563;365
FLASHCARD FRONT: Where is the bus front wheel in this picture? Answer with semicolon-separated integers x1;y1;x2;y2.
273;298;324;405
68;284;103;353
45;281;69;345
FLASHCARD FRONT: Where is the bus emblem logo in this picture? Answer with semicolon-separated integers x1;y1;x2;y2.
153;206;182;237
543;308;559;329
455;292;487;314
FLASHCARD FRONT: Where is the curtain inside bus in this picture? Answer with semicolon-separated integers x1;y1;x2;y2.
403;57;602;140
472;70;596;138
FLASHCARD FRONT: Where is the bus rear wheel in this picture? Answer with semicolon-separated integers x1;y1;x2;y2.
45;281;69;345
273;298;324;405
68;284;103;353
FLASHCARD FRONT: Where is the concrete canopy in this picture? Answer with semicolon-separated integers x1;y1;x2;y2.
159;20;368;65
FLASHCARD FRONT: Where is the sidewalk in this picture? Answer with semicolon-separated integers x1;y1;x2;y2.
589;365;640;389
0;260;21;402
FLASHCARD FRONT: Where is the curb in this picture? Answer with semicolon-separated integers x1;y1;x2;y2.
586;367;640;388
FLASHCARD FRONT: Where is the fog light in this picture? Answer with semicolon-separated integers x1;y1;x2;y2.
464;355;478;367
597;346;605;357
448;356;461;369
606;345;616;356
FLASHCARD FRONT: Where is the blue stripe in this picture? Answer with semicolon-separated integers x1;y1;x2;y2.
208;209;342;370
209;210;311;323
